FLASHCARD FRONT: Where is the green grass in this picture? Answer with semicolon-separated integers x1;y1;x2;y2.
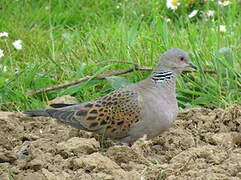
0;0;240;111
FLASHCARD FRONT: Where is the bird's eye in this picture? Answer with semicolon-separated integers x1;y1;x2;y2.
180;57;184;61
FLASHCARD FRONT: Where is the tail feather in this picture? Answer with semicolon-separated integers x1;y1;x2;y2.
24;109;50;117
49;103;76;108
23;108;85;130
23;108;74;121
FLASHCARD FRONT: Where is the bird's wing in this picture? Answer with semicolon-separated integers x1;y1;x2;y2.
47;89;141;139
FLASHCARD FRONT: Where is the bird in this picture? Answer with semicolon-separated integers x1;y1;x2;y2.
24;48;196;144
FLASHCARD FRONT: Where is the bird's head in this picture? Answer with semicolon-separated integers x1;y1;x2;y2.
157;48;196;74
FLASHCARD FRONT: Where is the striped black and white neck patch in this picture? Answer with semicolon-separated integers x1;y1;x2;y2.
151;70;174;83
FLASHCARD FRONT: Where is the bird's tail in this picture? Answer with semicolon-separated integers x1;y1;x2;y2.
24;109;51;117
23;108;83;129
24;103;76;117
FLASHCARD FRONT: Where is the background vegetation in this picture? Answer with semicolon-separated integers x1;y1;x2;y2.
0;0;240;111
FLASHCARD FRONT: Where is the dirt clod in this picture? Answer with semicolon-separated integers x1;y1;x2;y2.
57;137;100;157
0;105;240;179
48;95;80;105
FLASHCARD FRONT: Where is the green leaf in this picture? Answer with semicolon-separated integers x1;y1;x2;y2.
74;63;87;78
59;80;99;96
91;65;112;77
106;76;132;90
0;77;6;87
127;21;140;46
191;96;213;105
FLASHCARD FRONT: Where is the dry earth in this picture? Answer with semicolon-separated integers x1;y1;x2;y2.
0;102;240;180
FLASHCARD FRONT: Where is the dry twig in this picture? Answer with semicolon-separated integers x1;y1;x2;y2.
26;61;215;96
107;60;140;67
26;66;151;95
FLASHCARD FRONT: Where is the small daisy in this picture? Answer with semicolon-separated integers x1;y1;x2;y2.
206;10;215;17
219;25;227;33
166;0;180;11
12;40;23;50
0;49;4;58
218;1;232;6
0;32;8;38
188;10;198;18
165;18;171;22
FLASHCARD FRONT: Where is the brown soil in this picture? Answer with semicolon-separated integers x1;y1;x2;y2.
0;105;240;180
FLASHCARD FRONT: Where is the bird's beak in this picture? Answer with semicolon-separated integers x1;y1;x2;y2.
188;62;197;70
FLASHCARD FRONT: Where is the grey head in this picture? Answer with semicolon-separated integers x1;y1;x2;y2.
156;48;196;74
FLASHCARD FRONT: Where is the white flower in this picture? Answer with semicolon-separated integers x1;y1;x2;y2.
218;1;232;6
166;0;180;11
12;40;23;50
219;25;227;33
0;49;4;58
188;10;198;18
0;32;8;38
165;18;171;22
206;10;215;17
